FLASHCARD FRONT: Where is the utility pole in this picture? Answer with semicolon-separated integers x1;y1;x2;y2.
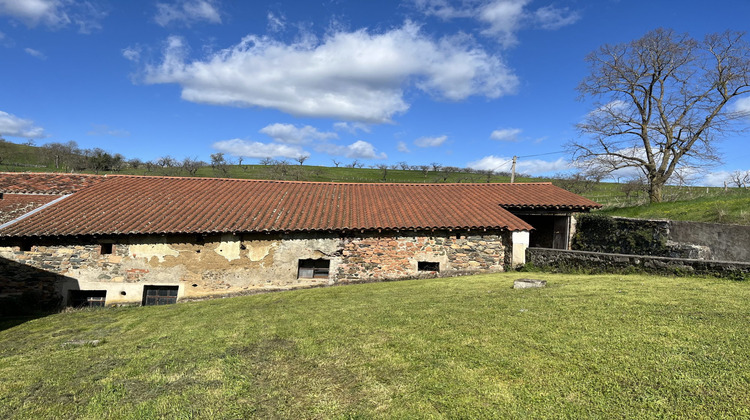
510;156;517;183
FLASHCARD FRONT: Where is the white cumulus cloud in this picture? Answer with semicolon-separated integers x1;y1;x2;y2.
333;122;371;134
478;0;528;47
0;110;47;139
468;154;570;175
414;135;448;147
142;22;518;123
212;139;307;159
259;123;337;145
122;46;141;62
533;4;580;30
267;11;285;32
397;141;411;153
414;0;580;47
490;127;520;141
320;140;387;160
0;0;105;32
733;96;750;118
154;0;221;26
24;47;46;59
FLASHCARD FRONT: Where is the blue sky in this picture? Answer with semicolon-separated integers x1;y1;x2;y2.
1;0;749;185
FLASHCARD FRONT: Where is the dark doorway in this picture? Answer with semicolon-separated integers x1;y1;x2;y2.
512;214;570;249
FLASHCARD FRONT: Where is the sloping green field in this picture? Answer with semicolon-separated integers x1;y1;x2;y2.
1;273;748;419
600;189;750;225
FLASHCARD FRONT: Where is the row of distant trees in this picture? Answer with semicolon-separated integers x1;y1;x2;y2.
38;141;126;174
19;141;517;182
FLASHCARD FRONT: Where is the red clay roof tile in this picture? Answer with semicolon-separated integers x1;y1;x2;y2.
0;194;64;224
0;172;105;194
0;175;600;238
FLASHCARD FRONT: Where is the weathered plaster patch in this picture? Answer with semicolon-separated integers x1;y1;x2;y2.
247;242;274;261
214;235;241;262
129;242;179;263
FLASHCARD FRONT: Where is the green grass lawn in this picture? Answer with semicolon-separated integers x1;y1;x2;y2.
1;273;748;419
599;188;750;225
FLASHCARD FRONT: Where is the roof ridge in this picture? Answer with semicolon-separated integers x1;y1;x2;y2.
106;174;554;186
0;172;105;177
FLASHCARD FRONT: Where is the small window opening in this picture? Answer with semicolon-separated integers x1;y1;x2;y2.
298;259;330;279
418;261;440;272
100;243;114;255
142;285;179;306
68;290;107;308
19;243;32;252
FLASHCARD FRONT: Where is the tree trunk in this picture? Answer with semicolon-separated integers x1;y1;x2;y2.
648;182;664;203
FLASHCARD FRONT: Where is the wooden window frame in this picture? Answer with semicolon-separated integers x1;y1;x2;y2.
298;259;330;279
142;285;179;306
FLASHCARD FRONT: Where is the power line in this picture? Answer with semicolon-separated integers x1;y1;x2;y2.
517;150;565;159
487;150;566;175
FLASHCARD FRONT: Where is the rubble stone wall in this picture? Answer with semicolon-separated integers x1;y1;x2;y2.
0;229;510;309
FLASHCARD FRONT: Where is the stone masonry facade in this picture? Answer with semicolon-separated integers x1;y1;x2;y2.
337;231;510;282
0;229;511;309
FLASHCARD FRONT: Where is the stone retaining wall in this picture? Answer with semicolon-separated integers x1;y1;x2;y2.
573;214;750;262
526;247;750;280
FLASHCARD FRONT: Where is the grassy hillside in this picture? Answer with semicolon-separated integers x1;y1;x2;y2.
1;272;748;418
599;188;750;225
0;140;48;168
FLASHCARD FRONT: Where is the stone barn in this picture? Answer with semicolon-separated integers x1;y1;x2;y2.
0;173;600;309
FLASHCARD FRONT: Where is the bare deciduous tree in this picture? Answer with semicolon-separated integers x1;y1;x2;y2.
570;29;750;203
331;159;341;167
621;177;647;200
156;155;178;175
182;157;203;176
441;166;459;182
477;169;494;183
418;165;430;180
259;157;274;165
729;170;750;188
346;159;360;168
42;141;80;170
552;171;602;195
294;155;309;165
128;158;143;169
269;159;290;179
210;152;229;177
376;164;388;181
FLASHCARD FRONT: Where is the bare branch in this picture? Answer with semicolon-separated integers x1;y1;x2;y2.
570;28;750;202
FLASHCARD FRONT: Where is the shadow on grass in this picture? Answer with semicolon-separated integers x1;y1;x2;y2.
0;255;78;330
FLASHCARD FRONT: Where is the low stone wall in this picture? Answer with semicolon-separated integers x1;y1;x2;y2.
670;220;750;262
526;247;750;280
573;214;750;262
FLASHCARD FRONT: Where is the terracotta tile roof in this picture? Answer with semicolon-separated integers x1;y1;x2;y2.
0;194;64;224
0;176;600;238
0;172;105;194
481;183;603;210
